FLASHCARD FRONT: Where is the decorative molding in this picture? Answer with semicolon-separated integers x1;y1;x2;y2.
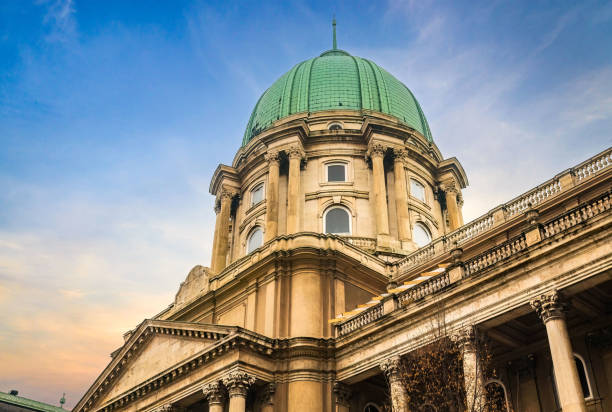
530;289;568;323
333;382;351;406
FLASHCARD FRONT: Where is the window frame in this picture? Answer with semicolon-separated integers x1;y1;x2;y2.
323;206;352;235
250;182;265;207
246;226;264;254
326;162;348;183
409;177;427;203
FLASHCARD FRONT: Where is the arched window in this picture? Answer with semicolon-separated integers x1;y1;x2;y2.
413;222;432;247
328;122;343;131
574;354;592;398
485;379;510;412
364;403;381;412
410;178;426;202
251;183;264;207
327;163;347;182
324;207;351;234
246;227;263;254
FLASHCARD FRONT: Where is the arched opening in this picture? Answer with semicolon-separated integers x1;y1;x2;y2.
485;379;510;412
420;403;437;412
328;122;343;131
413;222;432;247
324;206;351;235
364;403;381;412
246;226;263;254
574;354;592;398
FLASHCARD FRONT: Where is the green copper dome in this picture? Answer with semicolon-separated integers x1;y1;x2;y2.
242;49;433;146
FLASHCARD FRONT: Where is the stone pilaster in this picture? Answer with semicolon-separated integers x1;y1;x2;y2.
259;383;275;412
393;149;414;247
452;325;486;412
333;381;351;412
222;370;256;412
286;145;305;234
367;143;390;238
264;151;280;241
530;290;586;412
211;187;237;274
202;382;226;412
380;356;408;412
442;181;462;231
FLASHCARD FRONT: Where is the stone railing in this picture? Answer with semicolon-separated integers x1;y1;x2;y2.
337;304;384;336
341;236;377;252
397;272;451;306
464;234;527;277
396;148;611;276
542;192;611;238
574;149;611;181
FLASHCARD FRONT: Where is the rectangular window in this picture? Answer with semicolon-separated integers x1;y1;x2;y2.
327;164;346;182
251;184;264;206
410;179;426;203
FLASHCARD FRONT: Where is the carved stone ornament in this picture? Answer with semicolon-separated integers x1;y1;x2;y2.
451;325;479;352
367;142;386;159
286;145;305;160
442;180;459;195
222;370;256;398
220;187;238;201
153;405;182;412
202;382;225;405
379;356;403;381
259;383;276;405
333;382;352;406
530;290;567;323
393;148;409;164
264;150;280;166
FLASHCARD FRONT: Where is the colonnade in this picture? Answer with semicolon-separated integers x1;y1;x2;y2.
372;290;586;412
210;141;465;273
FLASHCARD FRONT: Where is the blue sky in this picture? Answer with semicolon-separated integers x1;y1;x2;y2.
1;0;611;408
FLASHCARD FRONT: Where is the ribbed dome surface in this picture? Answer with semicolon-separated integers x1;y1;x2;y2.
242;49;433;146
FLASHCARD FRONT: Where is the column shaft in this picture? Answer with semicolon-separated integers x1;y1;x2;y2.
210;204;221;270
286;148;302;234
211;190;233;273
370;145;389;236
209;404;223;412
265;152;280;241
531;291;586;412
223;371;255;412
393;151;411;242
445;188;461;231
228;396;246;412
380;357;408;412
452;326;486;412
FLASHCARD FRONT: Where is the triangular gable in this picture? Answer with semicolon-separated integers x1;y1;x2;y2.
75;320;237;412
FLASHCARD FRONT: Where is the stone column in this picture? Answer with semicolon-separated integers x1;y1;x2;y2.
286;146;304;234
265;151;280;241
380;356;408;412
202;382;226;412
333;382;351;412
222;370;256;412
368;143;390;237
443;182;462;231
452;326;486;412
210;201;221;271
260;383;275;412
211;188;236;274
393;149;412;243
530;290;587;412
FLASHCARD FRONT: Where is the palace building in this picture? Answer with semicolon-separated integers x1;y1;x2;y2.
75;24;612;412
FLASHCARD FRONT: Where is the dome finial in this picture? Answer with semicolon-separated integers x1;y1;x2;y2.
332;16;337;50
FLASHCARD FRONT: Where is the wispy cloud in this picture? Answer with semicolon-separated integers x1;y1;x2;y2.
38;0;77;43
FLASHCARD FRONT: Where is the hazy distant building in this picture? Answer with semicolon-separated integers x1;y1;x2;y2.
75;26;612;412
0;391;65;412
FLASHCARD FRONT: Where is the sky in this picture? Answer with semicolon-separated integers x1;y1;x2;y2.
0;0;611;409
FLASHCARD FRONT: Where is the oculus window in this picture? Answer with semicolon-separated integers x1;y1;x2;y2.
410;178;426;202
327;163;346;182
324;207;351;234
246;227;263;254
328;122;343;131
413;223;432;247
251;183;264;206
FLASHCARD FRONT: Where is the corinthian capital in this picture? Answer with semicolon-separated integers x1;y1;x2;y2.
367;142;387;159
333;382;352;406
393;148;409;164
202;381;225;405
451;325;479;353
286;145;305;160
219;187;239;201
264;150;280;166
441;180;459;194
530;290;567;323
259;383;275;405
222;370;256;398
379;356;403;381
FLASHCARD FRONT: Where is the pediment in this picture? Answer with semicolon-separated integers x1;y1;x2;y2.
78;320;235;411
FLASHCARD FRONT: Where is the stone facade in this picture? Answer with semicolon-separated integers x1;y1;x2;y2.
74;46;612;412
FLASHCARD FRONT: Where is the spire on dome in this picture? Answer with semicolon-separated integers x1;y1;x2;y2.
332;17;337;50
